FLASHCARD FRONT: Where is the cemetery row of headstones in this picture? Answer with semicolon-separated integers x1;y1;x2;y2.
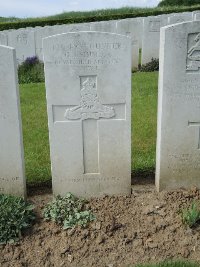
1;16;200;198
0;10;200;68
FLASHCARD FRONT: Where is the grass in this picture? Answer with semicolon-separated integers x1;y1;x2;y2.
19;71;158;184
132;72;158;175
134;261;200;267
20;83;50;184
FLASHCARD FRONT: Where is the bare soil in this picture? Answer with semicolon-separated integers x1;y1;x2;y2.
1;177;200;267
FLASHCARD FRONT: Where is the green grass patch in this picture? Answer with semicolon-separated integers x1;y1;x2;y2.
19;72;158;184
132;72;158;176
135;261;200;267
20;83;50;184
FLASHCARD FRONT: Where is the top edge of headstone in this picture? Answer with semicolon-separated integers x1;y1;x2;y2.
0;45;15;51
42;31;132;42
162;19;199;32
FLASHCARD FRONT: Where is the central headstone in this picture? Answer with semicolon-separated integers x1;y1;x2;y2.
43;32;131;197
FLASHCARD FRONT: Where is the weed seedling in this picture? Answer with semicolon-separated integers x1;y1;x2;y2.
43;193;95;229
181;202;200;228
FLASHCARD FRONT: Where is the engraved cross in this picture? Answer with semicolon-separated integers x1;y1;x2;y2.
53;75;126;174
188;121;200;149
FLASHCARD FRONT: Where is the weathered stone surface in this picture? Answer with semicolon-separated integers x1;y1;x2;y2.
35;24;90;61
8;29;35;64
156;21;200;191
43;32;131;197
0;32;8;46
141;15;168;64
168;12;192;25
193;11;200;21
0;45;26;197
116;18;142;69
90;20;117;33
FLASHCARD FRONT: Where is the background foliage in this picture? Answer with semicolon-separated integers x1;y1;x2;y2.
0;5;200;31
18;56;44;84
158;0;200;7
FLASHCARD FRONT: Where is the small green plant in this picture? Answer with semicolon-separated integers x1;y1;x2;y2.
139;58;159;72
181;202;200;228
18;56;44;84
0;194;35;244
43;193;95;229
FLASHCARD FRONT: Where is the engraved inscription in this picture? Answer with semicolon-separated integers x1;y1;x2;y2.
169;153;200;174
186;33;200;72
149;20;161;32
0;177;20;182
48;41;124;70
17;33;28;44
52;75;125;175
62;176;121;183
65;76;115;120
168;79;200;99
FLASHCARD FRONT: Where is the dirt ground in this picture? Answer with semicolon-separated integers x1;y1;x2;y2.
1;177;200;267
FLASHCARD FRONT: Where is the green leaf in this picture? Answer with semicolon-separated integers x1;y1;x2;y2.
43;193;95;230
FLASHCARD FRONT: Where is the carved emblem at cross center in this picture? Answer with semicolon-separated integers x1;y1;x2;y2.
65;76;115;120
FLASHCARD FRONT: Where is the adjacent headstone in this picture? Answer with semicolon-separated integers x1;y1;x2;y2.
43;32;131;197
136;17;144;48
156;21;200;191
0;45;26;197
142;15;168;64
117;18;141;69
90;20;117;33
193;11;200;21
168;12;192;25
0;32;8;46
35;24;90;61
8;29;36;64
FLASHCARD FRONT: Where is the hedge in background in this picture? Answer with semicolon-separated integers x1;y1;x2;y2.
158;0;200;7
139;58;159;72
0;5;200;31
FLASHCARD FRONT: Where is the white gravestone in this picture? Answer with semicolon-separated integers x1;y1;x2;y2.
43;32;131;197
156;21;200;191
35;24;90;61
193;11;200;21
8;29;36;64
168;12;192;25
0;45;26;197
142;15;168;64
0;33;8;46
116;18;141;69
90;20;117;33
